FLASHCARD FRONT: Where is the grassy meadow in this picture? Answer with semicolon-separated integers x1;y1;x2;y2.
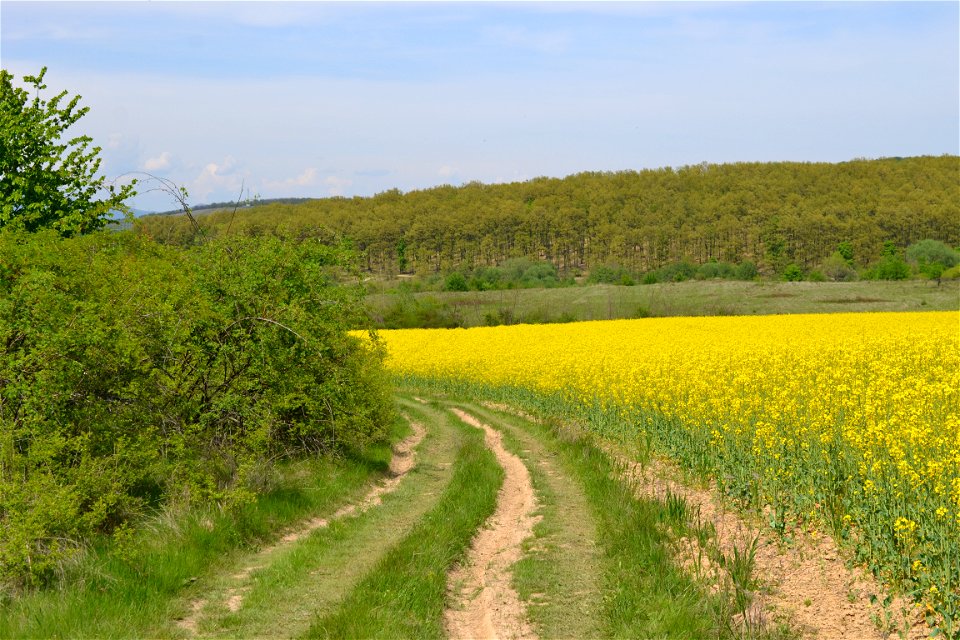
366;278;960;328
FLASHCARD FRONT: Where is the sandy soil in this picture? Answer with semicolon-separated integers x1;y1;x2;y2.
175;418;426;635
615;453;927;640
445;409;540;640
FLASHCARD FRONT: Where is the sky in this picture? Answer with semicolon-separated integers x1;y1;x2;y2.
2;1;958;212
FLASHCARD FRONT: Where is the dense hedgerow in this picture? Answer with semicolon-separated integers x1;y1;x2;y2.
0;230;393;588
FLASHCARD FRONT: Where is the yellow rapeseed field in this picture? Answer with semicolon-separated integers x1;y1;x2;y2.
376;311;960;617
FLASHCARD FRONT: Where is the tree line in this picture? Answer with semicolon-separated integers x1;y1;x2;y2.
136;156;959;277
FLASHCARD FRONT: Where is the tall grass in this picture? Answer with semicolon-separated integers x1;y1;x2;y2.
0;423;402;638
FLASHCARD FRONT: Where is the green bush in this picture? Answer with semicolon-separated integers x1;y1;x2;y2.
694;261;736;280
443;272;469;292
0;230;393;588
587;264;634;285
782;263;804;282
865;255;910;280
734;261;758;280
657;261;698;283
820;252;857;282
378;295;463;329
906;239;960;283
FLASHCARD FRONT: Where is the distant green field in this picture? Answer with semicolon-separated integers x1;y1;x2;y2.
366;279;960;328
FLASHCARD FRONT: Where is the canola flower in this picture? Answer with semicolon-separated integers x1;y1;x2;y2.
374;311;960;621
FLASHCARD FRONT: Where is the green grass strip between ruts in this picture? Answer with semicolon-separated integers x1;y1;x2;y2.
303;398;503;640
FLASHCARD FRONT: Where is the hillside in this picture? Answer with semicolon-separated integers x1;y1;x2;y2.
136;155;959;276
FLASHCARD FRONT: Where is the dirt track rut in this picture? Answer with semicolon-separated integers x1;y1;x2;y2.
445;408;540;640
176;419;426;636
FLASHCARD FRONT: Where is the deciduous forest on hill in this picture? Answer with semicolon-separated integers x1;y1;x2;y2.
137;155;959;277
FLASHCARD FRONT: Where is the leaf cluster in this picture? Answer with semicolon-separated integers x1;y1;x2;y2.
0;67;135;236
0;230;392;588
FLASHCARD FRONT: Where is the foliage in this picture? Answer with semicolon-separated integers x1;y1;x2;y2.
782;263;804;282
587;264;635;286
0;68;135;235
906;239;960;283
0;448;391;637
443;271;469;292
0;230;392;588
693;261;737;280
658;261;698;283
820;252;858;282
137;156;959;278
735;261;758;280
866;255;910;280
837;241;855;265
375;294;464;329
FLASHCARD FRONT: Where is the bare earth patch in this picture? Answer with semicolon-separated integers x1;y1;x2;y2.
613;452;927;639
445;408;540;640
175;418;426;635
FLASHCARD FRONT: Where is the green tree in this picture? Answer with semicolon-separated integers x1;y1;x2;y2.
906;239;960;285
820;251;857;281
0;67;135;235
782;263;804;282
443;271;469;291
837;241;854;265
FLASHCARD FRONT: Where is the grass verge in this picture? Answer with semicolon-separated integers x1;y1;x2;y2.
192;399;460;638
0;417;405;639
303;400;503;640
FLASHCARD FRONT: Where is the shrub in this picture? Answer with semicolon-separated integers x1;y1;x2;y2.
906;239;960;284
694;261;736;280
443;272;469;292
657;261;697;283
0;230;393;588
587;264;634;285
734;261;758;280
820;252;858;282
379;295;463;329
520;261;560;287
782;263;804;282
866;255;910;280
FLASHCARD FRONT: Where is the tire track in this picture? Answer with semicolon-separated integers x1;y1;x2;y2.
445;408;540;640
176;417;426;636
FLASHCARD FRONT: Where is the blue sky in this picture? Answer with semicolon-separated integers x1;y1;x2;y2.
2;1;958;211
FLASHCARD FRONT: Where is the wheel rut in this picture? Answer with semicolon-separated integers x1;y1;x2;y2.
175;417;426;636
445;408;540;640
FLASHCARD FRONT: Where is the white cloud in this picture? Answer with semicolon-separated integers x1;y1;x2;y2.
143;151;172;171
190;156;246;202
323;176;352;197
438;165;457;178
264;167;319;189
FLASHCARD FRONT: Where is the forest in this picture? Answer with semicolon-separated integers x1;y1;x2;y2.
136;155;960;278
